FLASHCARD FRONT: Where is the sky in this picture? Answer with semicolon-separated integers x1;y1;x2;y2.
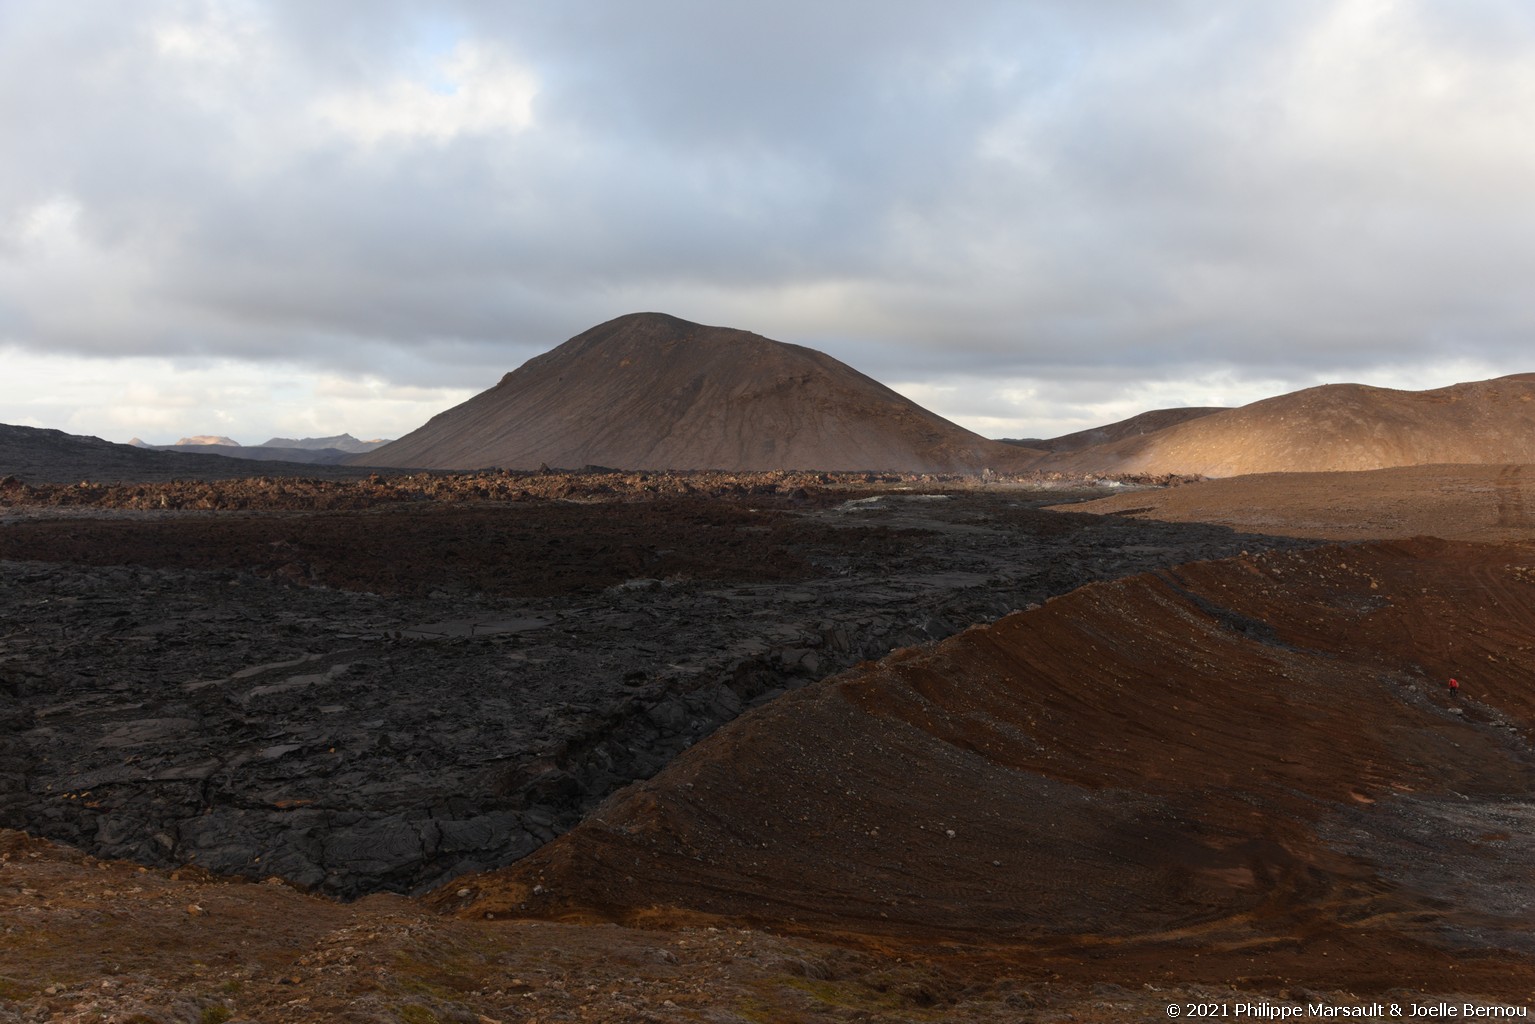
4;0;1535;445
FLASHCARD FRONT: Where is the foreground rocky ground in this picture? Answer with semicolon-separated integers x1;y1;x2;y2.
5;469;1534;1021
14;826;1500;1024
0;475;1286;898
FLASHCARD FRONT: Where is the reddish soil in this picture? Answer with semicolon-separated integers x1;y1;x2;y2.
9;825;1515;1024
1057;462;1535;543
445;537;1535;1002
5;828;1082;1024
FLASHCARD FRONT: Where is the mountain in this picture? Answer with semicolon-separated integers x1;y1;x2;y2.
1032;374;1535;477
154;443;363;465
358;313;1040;472
258;434;389;453
1000;406;1229;452
0;424;376;483
125;433;392;465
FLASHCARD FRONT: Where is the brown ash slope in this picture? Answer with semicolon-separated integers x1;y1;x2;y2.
1033;374;1535;477
358;312;1040;472
447;537;1535;992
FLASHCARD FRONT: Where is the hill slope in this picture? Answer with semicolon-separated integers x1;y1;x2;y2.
442;537;1535;980
359;313;1039;472
1002;406;1228;452
1034;375;1535;476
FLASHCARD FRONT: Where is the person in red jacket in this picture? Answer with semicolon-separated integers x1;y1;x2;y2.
1448;677;1461;697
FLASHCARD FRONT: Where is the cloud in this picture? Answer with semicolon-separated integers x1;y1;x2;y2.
311;40;538;146
3;0;1535;442
0;347;472;445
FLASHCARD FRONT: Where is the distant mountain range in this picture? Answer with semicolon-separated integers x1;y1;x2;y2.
0;425;380;483
127;433;390;465
9;313;1535;481
258;434;390;453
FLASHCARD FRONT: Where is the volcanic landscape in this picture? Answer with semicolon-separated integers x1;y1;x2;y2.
2;314;1534;1023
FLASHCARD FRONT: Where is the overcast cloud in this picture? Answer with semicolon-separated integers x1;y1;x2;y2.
4;0;1535;443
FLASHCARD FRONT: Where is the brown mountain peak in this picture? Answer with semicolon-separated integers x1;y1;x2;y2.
361;314;1035;473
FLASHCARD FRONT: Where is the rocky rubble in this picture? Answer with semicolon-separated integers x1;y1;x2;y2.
6;825;1364;1024
0;465;1201;510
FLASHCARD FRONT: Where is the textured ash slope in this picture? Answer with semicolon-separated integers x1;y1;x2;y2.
450;537;1535;974
359;312;1040;472
1034;374;1535;476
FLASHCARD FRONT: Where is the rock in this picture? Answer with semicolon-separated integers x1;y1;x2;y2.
322;818;428;879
